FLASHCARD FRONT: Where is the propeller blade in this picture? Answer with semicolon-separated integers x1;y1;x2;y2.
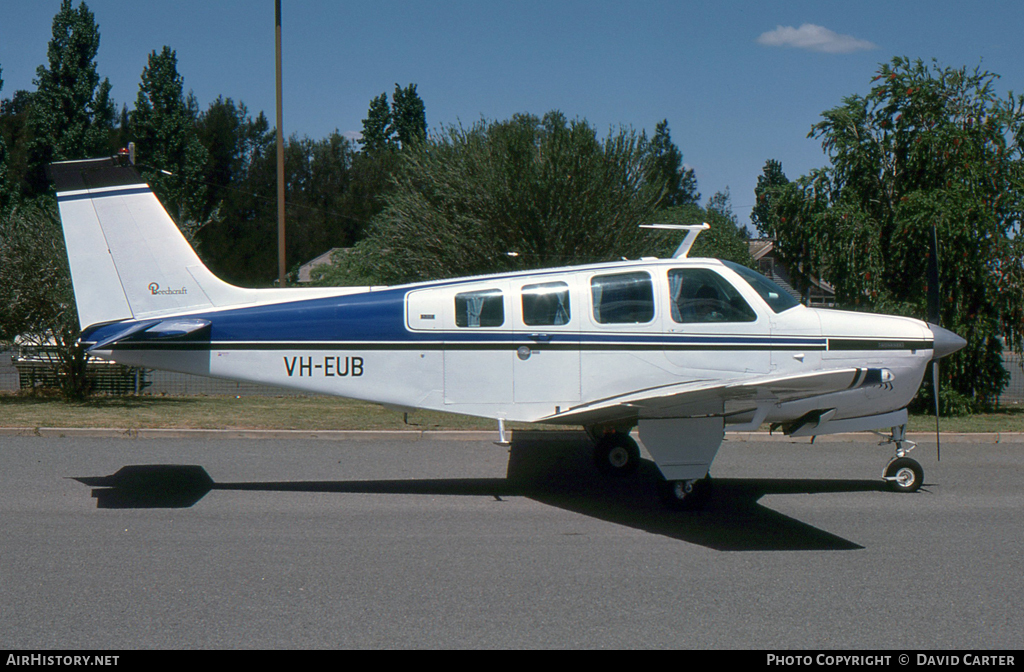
932;360;941;462
928;225;943;462
927;225;941;325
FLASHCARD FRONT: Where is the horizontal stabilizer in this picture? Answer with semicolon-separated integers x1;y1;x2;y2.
87;318;212;351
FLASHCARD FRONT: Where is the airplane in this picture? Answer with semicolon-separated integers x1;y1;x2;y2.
48;154;966;509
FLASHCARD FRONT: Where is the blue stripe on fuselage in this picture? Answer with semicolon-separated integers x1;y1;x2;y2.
80;286;828;351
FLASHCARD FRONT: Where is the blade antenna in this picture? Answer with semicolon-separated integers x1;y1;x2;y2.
640;223;710;258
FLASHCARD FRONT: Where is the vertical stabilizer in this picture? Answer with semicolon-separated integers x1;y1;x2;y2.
49;157;253;330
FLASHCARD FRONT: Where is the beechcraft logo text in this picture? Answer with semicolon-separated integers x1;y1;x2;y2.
149;282;187;295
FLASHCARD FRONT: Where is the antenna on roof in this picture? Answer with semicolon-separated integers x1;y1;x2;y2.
640;223;710;259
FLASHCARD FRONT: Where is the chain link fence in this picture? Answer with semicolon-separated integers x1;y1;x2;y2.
4;348;1024;403
0;349;306;397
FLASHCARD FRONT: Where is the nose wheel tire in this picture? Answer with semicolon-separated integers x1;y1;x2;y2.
660;475;713;510
593;433;641;477
884;457;924;493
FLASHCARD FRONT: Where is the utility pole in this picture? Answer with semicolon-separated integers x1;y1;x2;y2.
275;0;286;286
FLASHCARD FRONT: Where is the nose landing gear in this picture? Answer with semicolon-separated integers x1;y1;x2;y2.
879;425;924;493
659;474;714;510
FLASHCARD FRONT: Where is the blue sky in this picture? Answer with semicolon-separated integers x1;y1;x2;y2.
2;1;1023;227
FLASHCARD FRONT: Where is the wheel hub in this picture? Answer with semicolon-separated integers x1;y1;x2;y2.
608;447;630;468
894;467;916;488
673;480;695;499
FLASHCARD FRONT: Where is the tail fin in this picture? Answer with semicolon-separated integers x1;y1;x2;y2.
49;157;252;330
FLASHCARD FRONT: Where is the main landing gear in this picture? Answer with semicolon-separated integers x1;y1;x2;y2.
585;426;720;510
880;425;924;493
592;430;641;477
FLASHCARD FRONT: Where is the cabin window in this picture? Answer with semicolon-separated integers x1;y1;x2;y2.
522;282;571;326
455;289;505;327
668;269;757;323
723;260;801;313
591;272;655;324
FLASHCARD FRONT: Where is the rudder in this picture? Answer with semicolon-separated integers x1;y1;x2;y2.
49;156;252;330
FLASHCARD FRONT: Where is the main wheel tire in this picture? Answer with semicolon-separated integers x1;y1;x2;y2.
660;475;713;510
884;457;924;493
593;433;641;477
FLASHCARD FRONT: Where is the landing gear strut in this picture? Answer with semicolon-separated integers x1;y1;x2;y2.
879;425;924;493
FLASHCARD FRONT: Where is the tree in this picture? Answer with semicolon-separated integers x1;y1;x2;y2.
319;111;666;286
130;46;212;246
26;0;115;194
358;84;426;155
359;92;391;157
0;201;90;400
197;125;361;287
705;188;736;225
758;57;1024;408
390;83;426;148
0;65;12;209
647;119;699;207
277;132;359;270
1;89;37;200
751;158;789;234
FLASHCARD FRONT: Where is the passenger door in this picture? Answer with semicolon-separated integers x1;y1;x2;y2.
512;278;581;404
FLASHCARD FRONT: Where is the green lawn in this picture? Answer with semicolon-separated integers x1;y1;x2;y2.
2;392;1023;433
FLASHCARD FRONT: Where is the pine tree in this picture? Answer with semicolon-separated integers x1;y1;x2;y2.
130;46;212;245
390;83;426;148
360;93;391;156
751;159;788;235
359;84;426;155
26;0;115;193
648;120;699;207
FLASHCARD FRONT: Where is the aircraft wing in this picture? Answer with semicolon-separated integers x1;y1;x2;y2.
543;367;893;426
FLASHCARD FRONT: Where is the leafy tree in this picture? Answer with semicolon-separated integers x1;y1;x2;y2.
129;46;212;246
358;84;426;155
647;119;699;207
196;97;271;215
26;0;115;194
199;127;361;286
278;132;359;270
1;0;118;399
0;65;12;209
751;158;789;233
1;89;37;200
359;93;391;157
318;111;666;286
0;201;90;400
390;83;427;148
758;57;1024;408
705;188;739;228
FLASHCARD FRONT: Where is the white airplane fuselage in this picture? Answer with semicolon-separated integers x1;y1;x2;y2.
81;257;937;428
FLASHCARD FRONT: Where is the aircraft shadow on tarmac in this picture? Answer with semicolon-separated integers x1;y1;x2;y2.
71;432;884;552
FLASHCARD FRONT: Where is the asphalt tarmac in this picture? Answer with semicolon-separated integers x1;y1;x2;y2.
1;429;1021;649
